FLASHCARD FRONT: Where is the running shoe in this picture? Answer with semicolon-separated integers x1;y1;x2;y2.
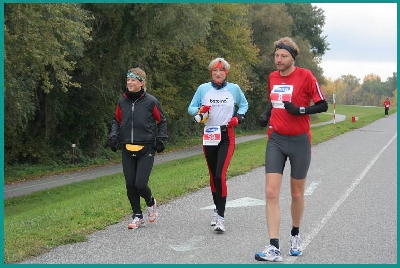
214;216;225;232
210;209;218;226
147;199;158;223
255;245;283;262
128;217;145;229
289;234;303;256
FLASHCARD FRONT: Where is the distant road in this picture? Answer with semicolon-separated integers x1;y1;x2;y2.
3;114;346;199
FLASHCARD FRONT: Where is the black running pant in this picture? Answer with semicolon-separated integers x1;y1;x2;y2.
203;127;235;218
122;145;155;217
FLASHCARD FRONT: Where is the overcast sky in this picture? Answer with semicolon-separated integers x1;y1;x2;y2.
312;3;397;82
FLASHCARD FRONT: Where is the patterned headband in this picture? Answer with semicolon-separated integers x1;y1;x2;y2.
127;72;145;81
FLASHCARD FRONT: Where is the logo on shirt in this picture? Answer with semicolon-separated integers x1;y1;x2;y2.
273;86;292;93
210;98;228;104
205;127;219;133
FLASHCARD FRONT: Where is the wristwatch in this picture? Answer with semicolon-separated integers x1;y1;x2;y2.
299;107;306;114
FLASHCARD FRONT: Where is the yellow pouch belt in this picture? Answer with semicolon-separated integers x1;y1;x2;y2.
125;144;144;151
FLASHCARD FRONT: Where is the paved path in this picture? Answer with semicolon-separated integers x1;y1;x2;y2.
3;114;346;199
19;113;396;264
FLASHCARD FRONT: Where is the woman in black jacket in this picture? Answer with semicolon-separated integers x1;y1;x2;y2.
109;67;168;229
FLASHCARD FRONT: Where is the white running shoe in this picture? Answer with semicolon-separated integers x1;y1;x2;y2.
289;234;303;256
127;217;145;229
255;245;283;262
214;216;225;232
210;209;218;226
147;199;158;223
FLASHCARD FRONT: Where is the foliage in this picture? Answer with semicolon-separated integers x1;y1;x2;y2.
324;72;398;106
4;3;93;164
5;3;393;169
284;3;329;58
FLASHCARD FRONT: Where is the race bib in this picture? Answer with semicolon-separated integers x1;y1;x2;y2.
270;85;293;108
203;126;221;146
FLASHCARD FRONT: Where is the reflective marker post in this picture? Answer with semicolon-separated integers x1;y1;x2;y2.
333;94;336;127
71;143;77;164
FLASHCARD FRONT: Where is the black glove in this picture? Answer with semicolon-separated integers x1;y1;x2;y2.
109;136;119;152
283;101;300;115
258;103;272;127
258;113;269;127
236;114;245;124
156;139;165;153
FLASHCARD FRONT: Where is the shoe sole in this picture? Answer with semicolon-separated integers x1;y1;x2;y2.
128;221;145;229
214;227;225;233
148;213;158;223
254;253;282;262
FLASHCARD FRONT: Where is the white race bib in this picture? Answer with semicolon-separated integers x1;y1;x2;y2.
270;85;293;108
203;126;221;146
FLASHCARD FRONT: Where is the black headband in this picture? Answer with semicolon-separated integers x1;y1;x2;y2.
275;43;297;60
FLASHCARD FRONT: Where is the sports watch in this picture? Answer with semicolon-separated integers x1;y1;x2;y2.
299;107;306;114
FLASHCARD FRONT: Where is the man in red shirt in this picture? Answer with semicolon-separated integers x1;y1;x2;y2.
256;37;328;262
384;98;391;118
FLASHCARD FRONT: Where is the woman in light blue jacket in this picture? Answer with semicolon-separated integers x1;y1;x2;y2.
188;57;248;233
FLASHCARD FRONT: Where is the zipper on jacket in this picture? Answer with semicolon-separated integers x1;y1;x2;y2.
130;98;140;143
131;101;135;143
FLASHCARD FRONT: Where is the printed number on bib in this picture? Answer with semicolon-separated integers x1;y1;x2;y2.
203;126;221;146
270;85;293;108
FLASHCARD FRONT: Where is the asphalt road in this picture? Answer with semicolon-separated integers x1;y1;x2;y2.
16;113;397;264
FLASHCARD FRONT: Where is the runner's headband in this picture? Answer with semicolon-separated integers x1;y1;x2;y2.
275;43;297;60
127;72;145;81
211;61;229;75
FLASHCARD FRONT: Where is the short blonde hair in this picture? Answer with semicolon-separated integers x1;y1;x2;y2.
274;37;299;57
208;57;231;72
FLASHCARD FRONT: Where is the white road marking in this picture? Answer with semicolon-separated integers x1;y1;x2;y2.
304;181;321;196
200;197;265;210
286;133;397;264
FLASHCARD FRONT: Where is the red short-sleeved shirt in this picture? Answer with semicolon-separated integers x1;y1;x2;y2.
268;67;326;136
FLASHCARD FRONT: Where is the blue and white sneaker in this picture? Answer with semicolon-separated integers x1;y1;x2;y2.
214;216;225;232
255;245;283;262
289;235;303;256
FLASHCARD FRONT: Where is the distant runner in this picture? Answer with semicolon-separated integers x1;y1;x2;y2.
384;97;391;118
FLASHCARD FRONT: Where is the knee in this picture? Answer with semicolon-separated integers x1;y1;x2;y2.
265;187;279;200
135;182;147;191
213;175;222;184
125;180;134;189
291;191;303;202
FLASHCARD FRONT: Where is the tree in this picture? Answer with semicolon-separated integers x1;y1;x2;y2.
4;3;93;164
338;75;360;105
248;3;293;109
285;3;329;58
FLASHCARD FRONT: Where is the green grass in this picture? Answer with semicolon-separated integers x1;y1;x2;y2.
3;111;332;184
3;105;396;263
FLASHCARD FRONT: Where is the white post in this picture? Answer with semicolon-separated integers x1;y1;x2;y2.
71;144;76;164
333;94;336;126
